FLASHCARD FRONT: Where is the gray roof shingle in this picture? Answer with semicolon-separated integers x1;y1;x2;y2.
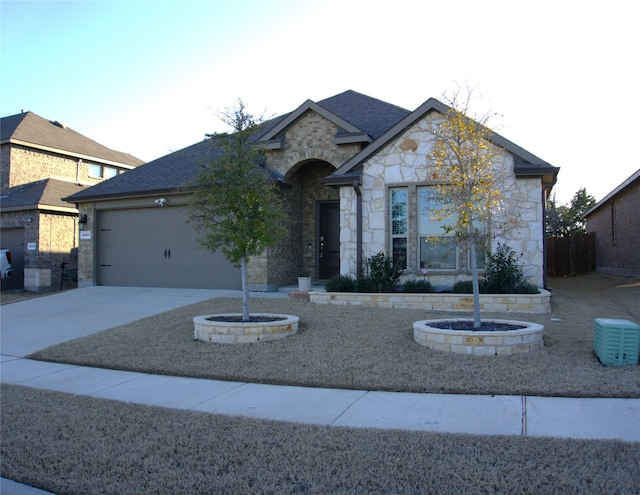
66;90;410;202
1;111;144;167
1;178;88;210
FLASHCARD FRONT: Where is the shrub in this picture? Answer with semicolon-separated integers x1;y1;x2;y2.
513;281;540;294
325;274;356;292
403;280;434;293
482;243;538;294
359;252;402;293
452;280;474;293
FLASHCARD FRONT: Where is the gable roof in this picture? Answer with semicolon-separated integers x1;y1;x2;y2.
1;111;144;167
328;97;559;186
0;178;87;212
66;90;411;203
258;90;410;147
583;168;640;218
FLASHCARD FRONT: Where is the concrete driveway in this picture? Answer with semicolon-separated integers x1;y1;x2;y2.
1;286;285;358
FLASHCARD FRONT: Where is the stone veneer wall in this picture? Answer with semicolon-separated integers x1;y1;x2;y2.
339;112;545;288
310;289;551;314
263;111;356;284
265;112;360;179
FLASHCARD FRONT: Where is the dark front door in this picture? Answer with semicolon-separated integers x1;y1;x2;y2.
318;201;340;279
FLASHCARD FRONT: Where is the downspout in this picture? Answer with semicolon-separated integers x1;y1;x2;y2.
541;175;558;290
353;178;362;279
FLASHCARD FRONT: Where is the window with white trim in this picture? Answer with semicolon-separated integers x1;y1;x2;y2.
390;188;408;269
88;163;119;179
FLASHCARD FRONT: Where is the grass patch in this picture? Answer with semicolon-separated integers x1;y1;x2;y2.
3;384;639;495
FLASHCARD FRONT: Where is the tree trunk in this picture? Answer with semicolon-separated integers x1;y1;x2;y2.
240;256;250;322
470;240;481;328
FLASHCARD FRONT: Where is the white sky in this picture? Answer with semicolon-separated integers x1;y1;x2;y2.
2;0;638;205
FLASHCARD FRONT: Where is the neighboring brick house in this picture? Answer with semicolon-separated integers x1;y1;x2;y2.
584;169;640;277
67;90;559;291
1;111;144;291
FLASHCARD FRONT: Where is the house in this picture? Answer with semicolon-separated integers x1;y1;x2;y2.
0;111;144;291
583;169;640;277
65;90;559;291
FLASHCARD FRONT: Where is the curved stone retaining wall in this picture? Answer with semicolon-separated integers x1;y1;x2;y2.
413;319;545;356
194;314;299;344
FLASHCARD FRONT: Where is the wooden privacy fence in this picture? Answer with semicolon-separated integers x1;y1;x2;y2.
546;233;595;277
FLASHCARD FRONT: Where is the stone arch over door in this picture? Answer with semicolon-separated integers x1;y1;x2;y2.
285;160;339;279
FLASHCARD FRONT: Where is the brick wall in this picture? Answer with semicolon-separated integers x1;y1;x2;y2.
586;179;640;276
1;144;129;191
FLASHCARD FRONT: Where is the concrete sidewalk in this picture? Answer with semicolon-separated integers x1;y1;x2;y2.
2;356;639;442
2;286;639;494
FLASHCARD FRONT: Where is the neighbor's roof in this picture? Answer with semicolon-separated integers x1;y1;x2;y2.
1;111;144;167
0;178;87;213
65;90;411;203
583;168;640;218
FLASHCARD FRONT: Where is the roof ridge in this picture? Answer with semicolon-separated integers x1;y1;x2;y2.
1;111;144;166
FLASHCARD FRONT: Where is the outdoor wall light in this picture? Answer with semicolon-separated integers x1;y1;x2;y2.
78;214;88;224
24;216;33;223
154;198;167;207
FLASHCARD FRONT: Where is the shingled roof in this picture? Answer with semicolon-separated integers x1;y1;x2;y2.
329;97;559;187
1;111;144;167
66;90;411;202
0;178;87;212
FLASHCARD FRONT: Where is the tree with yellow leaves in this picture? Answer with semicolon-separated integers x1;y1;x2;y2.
427;86;514;328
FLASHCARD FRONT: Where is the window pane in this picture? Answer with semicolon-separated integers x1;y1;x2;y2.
418;187;454;236
88;164;102;178
392;238;407;270
103;166;118;179
471;247;486;269
391;189;407;235
420;237;457;269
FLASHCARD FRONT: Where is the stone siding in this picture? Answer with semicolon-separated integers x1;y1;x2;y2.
310;289;551;314
339;112;545;288
266;111;360;178
263;111;345;284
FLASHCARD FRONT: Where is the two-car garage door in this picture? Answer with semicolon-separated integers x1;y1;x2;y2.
98;206;241;289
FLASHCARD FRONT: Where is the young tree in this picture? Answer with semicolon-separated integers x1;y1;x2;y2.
566;188;596;235
546;188;596;236
186;100;287;322
427;87;514;328
545;194;571;236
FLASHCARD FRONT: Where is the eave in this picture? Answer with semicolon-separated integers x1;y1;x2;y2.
2;138;138;169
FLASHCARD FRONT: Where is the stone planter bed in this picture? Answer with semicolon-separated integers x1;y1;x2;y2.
413;318;545;356
309;290;551;314
194;313;299;344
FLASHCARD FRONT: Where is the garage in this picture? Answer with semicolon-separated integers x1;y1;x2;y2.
97;206;241;289
0;228;24;290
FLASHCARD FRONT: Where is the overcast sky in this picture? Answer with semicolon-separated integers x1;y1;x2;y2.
2;0;638;205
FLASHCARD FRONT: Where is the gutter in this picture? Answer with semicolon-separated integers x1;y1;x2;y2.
353;178;363;279
541;172;559;291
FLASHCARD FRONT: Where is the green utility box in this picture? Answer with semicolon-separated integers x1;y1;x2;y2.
593;318;640;366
